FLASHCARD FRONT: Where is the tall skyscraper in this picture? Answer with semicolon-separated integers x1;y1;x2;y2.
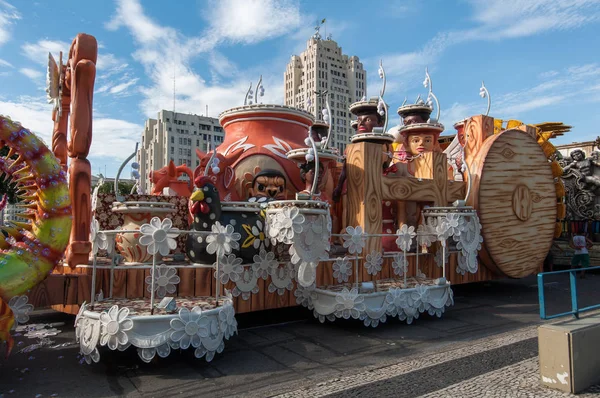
137;110;225;194
284;30;367;154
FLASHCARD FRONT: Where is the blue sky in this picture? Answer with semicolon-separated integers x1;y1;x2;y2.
1;0;600;177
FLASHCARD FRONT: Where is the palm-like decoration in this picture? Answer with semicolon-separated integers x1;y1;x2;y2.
46;53;63;116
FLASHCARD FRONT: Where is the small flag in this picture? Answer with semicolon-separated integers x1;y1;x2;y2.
321;18;326;24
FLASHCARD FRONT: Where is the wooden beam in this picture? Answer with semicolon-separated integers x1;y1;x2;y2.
346;142;383;259
382;152;464;206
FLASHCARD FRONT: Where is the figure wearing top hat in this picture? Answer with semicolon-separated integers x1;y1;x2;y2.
333;91;398;251
396;101;444;170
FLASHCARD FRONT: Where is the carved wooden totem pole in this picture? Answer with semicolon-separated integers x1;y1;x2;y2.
60;34;97;267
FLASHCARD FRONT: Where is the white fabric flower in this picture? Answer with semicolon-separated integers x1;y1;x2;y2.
395;224;416;251
145;265;180;298
334;288;366;319
90;218;108;255
268;206;306;244
392;254;408;276
218;305;237;338
332;257;352;283
416;224;435;247
217;254;243;284
436;220;452;243
294;285;316;309
170;307;211;349
99;306;133;350
206;222;241;257
8;296;34;325
139;217;180;256
444;213;462;237
252;249;278;280
342;226;366;255
365;251;383;275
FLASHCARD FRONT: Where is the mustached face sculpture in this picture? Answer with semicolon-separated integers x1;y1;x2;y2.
248;169;287;201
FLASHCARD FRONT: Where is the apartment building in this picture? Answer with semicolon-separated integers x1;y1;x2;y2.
284;32;366;154
137;110;225;194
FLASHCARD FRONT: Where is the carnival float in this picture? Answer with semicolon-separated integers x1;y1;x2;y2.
0;33;567;365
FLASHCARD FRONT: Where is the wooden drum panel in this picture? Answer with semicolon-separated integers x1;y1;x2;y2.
472;129;556;278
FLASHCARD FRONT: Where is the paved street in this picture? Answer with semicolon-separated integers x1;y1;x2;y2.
1;273;600;397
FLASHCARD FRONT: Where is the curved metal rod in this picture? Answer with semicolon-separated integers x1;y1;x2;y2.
379;59;386;98
204;144;218;177
381;98;389;134
244;82;252;105
481;81;491;117
204;149;217;177
428;91;441;122
424;67;433;92
307;131;320;198
114;142;139;201
254;75;263;103
379;60;388;133
321;95;333;150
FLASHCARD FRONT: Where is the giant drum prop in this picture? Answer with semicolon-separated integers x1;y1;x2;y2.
470;129;557;278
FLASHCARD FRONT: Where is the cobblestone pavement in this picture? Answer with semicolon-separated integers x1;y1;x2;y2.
2;275;600;397
273;324;600;398
417;358;600;398
273;327;540;398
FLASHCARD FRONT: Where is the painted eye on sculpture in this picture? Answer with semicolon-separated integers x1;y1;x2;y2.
258;184;265;191
278;186;284;192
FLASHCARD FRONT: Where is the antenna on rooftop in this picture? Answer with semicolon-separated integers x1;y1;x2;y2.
173;64;176;113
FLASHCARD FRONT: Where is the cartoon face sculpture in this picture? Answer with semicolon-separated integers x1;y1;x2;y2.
403;112;429;126
407;133;435;155
357;112;383;133
248;169;287;200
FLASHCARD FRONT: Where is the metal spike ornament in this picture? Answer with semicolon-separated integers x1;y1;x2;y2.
254;75;264;104
244;82;253;105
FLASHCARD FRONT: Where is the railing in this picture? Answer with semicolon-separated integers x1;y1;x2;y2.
538;266;600;320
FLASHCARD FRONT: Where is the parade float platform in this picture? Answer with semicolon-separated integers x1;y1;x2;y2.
74;294;237;365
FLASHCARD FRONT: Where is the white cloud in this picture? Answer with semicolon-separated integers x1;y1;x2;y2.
21;38;139;96
21;39;70;66
0;96;143;175
0;58;12;68
436;63;600;133
204;0;302;45
539;70;559;79
109;78;139;95
0;1;20;47
377;1;600;91
468;0;600;39
104;0;290;119
19;67;43;80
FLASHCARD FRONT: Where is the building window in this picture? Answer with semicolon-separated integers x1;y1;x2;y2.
171;137;174;144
